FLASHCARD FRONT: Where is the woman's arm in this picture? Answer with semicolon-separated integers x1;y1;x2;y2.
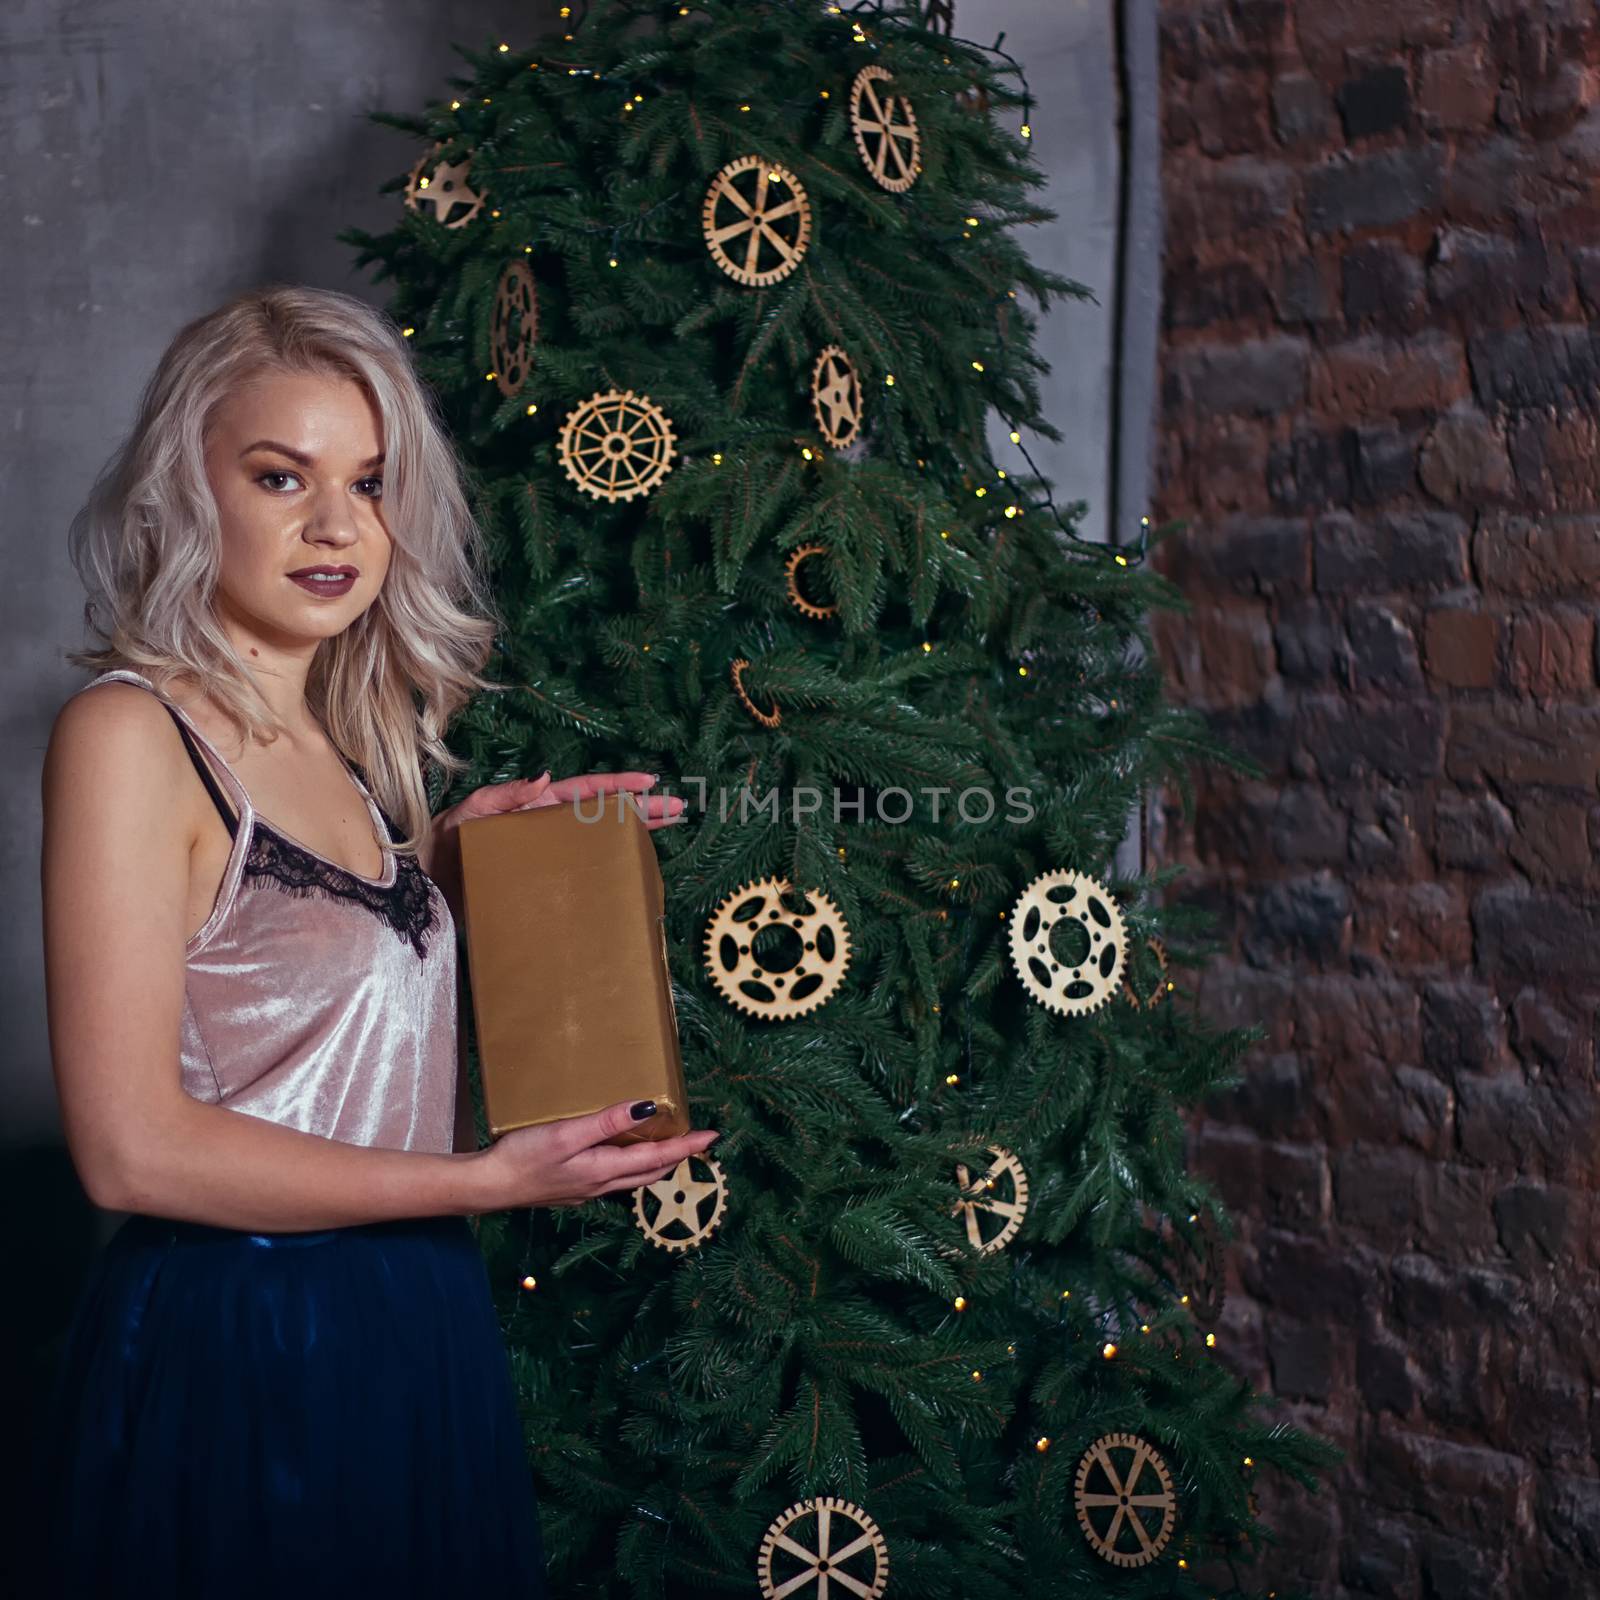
42;685;714;1233
42;685;498;1232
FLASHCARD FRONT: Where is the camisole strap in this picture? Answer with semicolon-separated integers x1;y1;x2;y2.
73;669;255;825
162;706;239;838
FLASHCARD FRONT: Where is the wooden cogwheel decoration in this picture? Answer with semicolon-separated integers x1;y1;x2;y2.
557;388;677;502
1007;869;1128;1017
632;1153;727;1254
702;156;813;287
952;1145;1029;1255
704;876;852;1020
757;1497;888;1600
784;544;838;621
1074;1433;1179;1569
491;260;538;399
849;66;922;192
730;657;782;728
403;143;485;229
1121;935;1171;1012
810;346;863;450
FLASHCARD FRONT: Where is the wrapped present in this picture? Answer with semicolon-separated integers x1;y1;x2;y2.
457;796;688;1144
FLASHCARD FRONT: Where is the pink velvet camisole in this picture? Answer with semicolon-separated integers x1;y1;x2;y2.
73;669;458;1155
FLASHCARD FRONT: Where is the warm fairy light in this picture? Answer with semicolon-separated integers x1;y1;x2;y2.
953;1295;967;1311
945;1073;959;1085
1006;1343;1015;1355
486;371;497;381
498;41;509;51
1035;1437;1050;1453
922;641;932;652
712;452;723;465
1018;665;1027;676
739;102;751;111
801;446;814;460
1102;1342;1117;1359
1004;506;1018;519
949;877;960;888
997;469;1007;478
449;99;461;110
520;1274;537;1290
975;487;987;497
1243;1456;1254;1467
885;373;895;385
559;4;571;13
401;327;414;337
526;404;538;415
971;360;985;371
1180;1294;1190;1305
965;216;979;226
1115;553;1128;566
1206;1332;1217;1347
1009;430;1020;443
970;1369;983;1382
1189;1213;1198;1222
1140;1323;1150;1333
1021;123;1032;137
940;528;949;538
769;170;782;181
524;244;532;253
608;257;618;266
1060;1288;1070;1299
482;97;492;104
491;209;501;217
1178;1559;1188;1571
418;175;430;189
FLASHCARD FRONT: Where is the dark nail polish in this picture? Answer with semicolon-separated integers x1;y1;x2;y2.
630;1100;657;1120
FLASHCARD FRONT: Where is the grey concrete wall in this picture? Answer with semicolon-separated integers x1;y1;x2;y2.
5;0;1145;1158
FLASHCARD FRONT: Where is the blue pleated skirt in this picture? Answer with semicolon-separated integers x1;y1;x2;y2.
33;1210;548;1599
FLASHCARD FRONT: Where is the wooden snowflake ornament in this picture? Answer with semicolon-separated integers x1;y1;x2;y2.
703;876;852;1020
849;66;921;192
557;388;677;502
702;156;813;286
810;346;863;450
1074;1433;1178;1568
784;544;838;621
1007;869;1128;1017
952;1145;1029;1255
491;261;538;398
403;143;485;229
632;1153;727;1253
757;1497;888;1600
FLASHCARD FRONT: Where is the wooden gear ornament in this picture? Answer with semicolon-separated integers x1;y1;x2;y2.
703;876;852;1020
848;65;922;192
702;156;813;287
810;346;863;451
403;142;485;229
756;1497;888;1600
730;657;782;728
784;544;839;621
1073;1432;1179;1568
632;1153;728;1254
951;1144;1029;1255
491;260;538;399
1121;934;1172;1011
1006;868;1128;1017
557;388;677;502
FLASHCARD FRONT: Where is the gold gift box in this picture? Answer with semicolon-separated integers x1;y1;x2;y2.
457;796;688;1145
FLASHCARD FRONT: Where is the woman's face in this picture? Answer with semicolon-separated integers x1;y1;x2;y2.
202;368;393;651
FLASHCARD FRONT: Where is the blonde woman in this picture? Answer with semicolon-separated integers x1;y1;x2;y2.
35;283;718;1597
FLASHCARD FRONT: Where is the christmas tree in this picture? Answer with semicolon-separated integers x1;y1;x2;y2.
342;2;1337;1594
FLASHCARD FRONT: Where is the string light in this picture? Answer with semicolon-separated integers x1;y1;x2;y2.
921;641;932;652
520;1274;537;1290
945;1072;959;1085
401;326;414;337
1102;1342;1117;1359
970;1369;983;1382
526;403;538;415
884;373;895;386
498;41;509;52
1035;1437;1050;1453
953;1295;967;1311
1205;1332;1217;1347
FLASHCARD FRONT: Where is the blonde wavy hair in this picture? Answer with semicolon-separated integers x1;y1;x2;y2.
65;282;504;854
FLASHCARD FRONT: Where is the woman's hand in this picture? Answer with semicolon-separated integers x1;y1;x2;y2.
423;768;686;923
474;1098;719;1211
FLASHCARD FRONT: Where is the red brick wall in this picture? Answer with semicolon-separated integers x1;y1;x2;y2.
1151;2;1600;1594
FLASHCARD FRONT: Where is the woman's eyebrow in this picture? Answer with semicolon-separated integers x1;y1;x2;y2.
239;439;385;470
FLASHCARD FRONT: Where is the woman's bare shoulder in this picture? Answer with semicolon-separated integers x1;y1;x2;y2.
43;679;198;841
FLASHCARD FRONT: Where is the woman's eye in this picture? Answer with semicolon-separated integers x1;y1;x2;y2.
258;470;301;491
357;477;384;498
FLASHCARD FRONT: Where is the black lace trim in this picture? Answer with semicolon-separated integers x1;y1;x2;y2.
243;819;440;960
